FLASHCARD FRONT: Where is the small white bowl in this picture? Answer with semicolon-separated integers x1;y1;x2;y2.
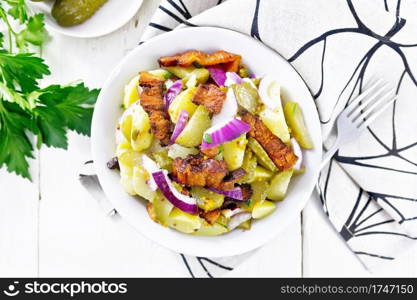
28;0;143;38
91;27;322;257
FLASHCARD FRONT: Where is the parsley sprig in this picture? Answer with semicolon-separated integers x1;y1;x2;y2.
0;1;99;180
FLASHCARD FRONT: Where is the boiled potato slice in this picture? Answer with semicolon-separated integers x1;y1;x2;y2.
119;155;136;196
123;75;140;108
283;102;313;149
132;166;156;202
120;113;133;142
193;222;228;236
252;200;276;219
259;107;290;143
167;208;202;234
151;152;173;172
153;192;174;226
267;169;293;201
116;144;141;169
175;106;211;147
130;105;153;152
191;187;224;211
223;135;247;171
120;172;136;196
247;180;269;210
238;219;252;230
168;87;197;123
164;66;209;84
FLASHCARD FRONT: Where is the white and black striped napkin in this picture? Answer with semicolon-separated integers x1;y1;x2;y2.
81;0;417;276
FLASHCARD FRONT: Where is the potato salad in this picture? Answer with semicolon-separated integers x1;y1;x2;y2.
108;50;313;236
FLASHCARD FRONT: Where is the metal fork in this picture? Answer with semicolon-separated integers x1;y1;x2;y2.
319;80;398;170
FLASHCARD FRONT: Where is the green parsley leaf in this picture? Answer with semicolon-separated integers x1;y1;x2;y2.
37;83;100;136
5;0;28;24
0;1;100;180
0;102;34;179
203;133;212;143
17;14;47;49
0;51;50;92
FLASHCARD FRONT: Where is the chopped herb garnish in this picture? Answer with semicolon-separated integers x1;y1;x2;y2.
203;133;212;143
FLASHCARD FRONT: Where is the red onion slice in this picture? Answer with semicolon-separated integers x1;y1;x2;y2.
206;187;244;201
208;66;227;86
201;118;250;150
141;154;160;191
152;171;198;214
225;72;243;87
164;79;182;107
228;212;251;230
291;138;303;171
169;109;189;145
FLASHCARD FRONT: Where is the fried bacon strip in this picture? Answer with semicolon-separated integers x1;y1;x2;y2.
192;84;226;114
219;168;246;190
172;155;228;188
200;146;219;158
158;50;242;72
139;72;171;145
200;209;221;225
241;111;298;170
172;155;249;192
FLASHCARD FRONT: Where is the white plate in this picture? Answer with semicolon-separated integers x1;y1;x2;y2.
28;0;143;38
91;27;322;257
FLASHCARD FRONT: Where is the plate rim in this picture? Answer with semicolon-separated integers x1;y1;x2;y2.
28;0;144;39
91;26;323;257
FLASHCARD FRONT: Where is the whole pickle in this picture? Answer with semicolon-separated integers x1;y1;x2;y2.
52;0;108;27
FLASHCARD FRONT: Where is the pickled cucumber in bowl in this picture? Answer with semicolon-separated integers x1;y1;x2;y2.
51;0;108;27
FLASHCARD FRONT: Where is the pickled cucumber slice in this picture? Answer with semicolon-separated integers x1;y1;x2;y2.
193;222;228;236
168;87;197;123
231;82;260;114
164;66;209;84
267;169;293;201
223;135;247;171
52;0;108;27
167;208;202;234
252;166;273;182
259;107;290;143
239;149;257;183
283;102;313;149
175;106;211;147
167;144;199;159
191;187;224;211
148;68;172;80
252;200;276;219
247;137;278;172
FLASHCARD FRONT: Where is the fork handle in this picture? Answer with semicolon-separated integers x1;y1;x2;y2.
320;135;341;170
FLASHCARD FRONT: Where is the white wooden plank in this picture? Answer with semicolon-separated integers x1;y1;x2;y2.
0;157;39;277
225;217;302;277
302;193;417;277
38;1;192;277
